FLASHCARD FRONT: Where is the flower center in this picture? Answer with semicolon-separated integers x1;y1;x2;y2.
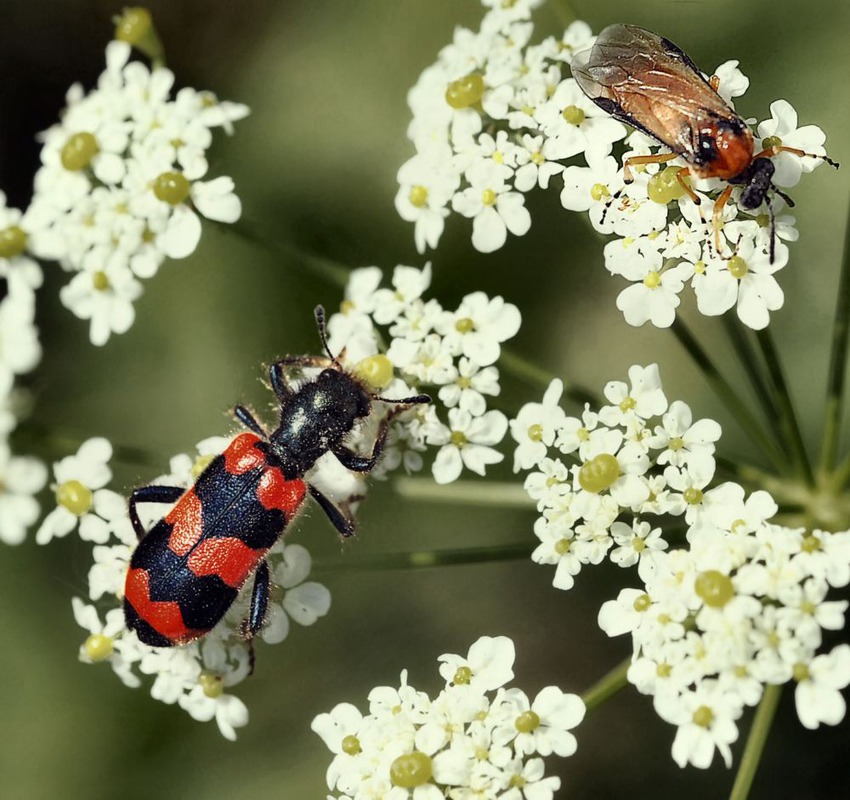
481;188;498;207
692;705;714;728
562;105;585;125
643;270;661;289
683;487;703;505
198;670;224;698
353;354;394;392
726;255;748;280
84;634;114;662
455;317;475;334
648;166;688;204
619;396;636;412
0;225;27;258
153;171;191;205
695;570;735;608
762;135;783;151
578;453;620;493
61;132;99;171
409;185;429;208
450;431;468;448
56;479;93;516
633;593;651;612
527;423;543;442
555;538;571;555
341;734;362;755
514;710;541;733
445;73;485;109
590;183;610;202
453;666;473;685
390;752;433;788
92;271;110;291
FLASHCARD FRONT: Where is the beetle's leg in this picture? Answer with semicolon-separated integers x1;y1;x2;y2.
309;483;358;538
622;151;678;184
234;405;269;438
333;418;389;473
240;561;271;675
129;485;185;540
753;144;839;170
711;183;735;259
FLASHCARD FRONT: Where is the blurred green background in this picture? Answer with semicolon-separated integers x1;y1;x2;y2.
0;1;848;798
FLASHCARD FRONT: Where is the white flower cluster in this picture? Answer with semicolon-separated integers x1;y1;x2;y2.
39;436;330;740
397;1;832;329
0;192;47;545
511;364;722;590
312;635;585;799
511;365;850;768
326;264;519;485
20;37;248;344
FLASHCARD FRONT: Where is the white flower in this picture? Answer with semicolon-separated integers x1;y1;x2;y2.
261;543;331;644
452;161;531;253
396;151;460;254
0;445;47;545
757;100;828;188
510;379;566;471
437;291;521;366
794;644;850;730
59;261;142;345
36;437;114;544
654;681;743;768
438;636;515;692
428;409;508;484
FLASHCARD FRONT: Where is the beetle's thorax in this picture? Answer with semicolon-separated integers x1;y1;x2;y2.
269;368;371;477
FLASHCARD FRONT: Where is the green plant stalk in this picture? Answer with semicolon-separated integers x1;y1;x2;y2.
728;684;782;800
498;347;598;406
721;315;789;454
670;319;787;472
315;543;533;573
224;217;350;289
818;206;850;476
581;657;630;713
394;478;534;507
755;329;814;486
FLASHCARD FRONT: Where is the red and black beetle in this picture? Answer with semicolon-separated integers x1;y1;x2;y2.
123;306;429;651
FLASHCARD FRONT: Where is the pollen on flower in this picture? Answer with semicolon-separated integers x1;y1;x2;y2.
60;132;99;171
198;670;224;698
445;73;485;109
84;634;114;661
695;570;735;608
726;255;749;279
409;185;429;208
515;710;541;733
56;479;94;516
562;105;585;125
0;224;27;258
153;171;192;205
578;453;620;493
390;751;433;788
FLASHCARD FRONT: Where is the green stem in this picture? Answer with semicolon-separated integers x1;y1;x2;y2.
669;318;787;472
393;478;534;507
498;347;598;406
224;217;350;289
315;543;533;573
728;684;782;800
581;657;630;713
818;205;850;475
755;329;814;486
550;0;577;26
721;315;787;452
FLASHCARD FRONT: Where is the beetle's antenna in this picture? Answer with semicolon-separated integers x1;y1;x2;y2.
372;393;431;406
768;200;776;264
313;305;337;362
